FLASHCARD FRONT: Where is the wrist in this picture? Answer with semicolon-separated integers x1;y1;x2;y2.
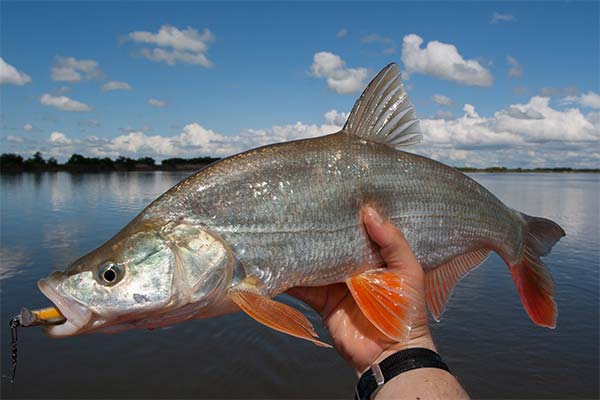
357;328;436;376
354;346;452;400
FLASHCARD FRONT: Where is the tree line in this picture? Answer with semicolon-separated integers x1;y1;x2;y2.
0;152;597;173
0;152;220;172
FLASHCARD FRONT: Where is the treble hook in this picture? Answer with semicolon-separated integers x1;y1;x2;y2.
9;315;21;383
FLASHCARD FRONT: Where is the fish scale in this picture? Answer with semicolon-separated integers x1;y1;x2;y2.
32;63;563;346
149;132;521;294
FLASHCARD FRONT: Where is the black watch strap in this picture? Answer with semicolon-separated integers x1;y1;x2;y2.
354;348;450;400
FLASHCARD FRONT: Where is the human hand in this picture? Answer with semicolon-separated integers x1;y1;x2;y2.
287;207;435;375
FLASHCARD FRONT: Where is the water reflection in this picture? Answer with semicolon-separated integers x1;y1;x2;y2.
0;172;598;398
0;247;30;284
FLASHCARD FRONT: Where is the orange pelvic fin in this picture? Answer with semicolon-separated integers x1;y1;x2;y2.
228;279;331;348
346;269;419;342
425;248;490;321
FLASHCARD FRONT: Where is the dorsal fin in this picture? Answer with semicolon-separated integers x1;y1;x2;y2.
343;63;422;149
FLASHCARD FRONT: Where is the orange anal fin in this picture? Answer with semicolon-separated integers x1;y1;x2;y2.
425;248;490;321
346;269;419;342
509;256;556;328
228;284;331;348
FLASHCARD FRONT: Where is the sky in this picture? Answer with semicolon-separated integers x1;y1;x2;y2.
1;1;598;168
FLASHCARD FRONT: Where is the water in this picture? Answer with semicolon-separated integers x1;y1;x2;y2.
0;172;598;399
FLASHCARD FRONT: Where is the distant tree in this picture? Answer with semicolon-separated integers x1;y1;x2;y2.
161;157;185;167
67;154;86;165
115;156;137;170
27;151;46;165
22;151;47;170
0;153;25;171
136;157;156;166
0;153;24;164
65;154;116;171
161;156;220;169
47;157;58;166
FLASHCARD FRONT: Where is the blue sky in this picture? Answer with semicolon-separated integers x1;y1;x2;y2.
1;1;598;167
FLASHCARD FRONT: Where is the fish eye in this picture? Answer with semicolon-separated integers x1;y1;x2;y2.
98;263;122;285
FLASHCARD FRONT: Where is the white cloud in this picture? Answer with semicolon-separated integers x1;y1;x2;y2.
49;131;72;145
561;91;600;110
101;81;131;92
507;55;523;78
491;12;515;24
101;111;345;159
362;34;396;54
505;106;543;120
77;110;346;159
580;92;600;109
147;98;167;108
128;25;214;68
401;34;493;87
414;97;599;167
433;110;454;120
0;58;32;85
361;33;394;44
40;93;91;112
419;96;597;148
23;123;34;132
324;109;349;126
336;28;348;38
106;131;176;155
6;135;24;143
79;119;100;128
432;94;454;107
540;86;579;97
56;86;71;94
51;56;103;82
6;100;598;169
310;52;369;94
120;125;153;133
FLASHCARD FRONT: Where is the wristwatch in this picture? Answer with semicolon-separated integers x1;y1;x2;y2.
355;348;450;400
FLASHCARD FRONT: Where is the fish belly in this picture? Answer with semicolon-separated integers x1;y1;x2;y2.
150;133;525;295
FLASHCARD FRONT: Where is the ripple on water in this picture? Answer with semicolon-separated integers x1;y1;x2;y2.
0;172;598;398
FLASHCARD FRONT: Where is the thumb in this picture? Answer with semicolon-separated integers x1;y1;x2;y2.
363;207;422;278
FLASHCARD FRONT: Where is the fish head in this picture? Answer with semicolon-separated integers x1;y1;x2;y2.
38;219;233;337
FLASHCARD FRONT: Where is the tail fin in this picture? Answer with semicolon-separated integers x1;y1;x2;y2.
509;214;565;328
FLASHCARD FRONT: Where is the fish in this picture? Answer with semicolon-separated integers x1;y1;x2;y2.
36;63;565;346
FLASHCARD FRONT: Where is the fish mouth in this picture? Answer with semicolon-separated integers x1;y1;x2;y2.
37;272;92;337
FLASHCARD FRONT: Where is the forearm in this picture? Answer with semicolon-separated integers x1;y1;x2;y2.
362;333;469;400
374;367;469;400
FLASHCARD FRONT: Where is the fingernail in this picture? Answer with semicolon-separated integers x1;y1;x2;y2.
366;207;383;225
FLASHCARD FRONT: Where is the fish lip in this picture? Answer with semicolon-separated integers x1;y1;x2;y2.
37;274;92;337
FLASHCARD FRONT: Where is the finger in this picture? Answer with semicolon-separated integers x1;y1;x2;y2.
363;207;421;274
286;284;349;320
286;287;325;313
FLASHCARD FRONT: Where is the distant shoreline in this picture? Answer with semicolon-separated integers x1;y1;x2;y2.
2;167;599;174
1;152;598;174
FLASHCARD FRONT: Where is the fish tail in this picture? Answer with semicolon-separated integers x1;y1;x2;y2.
508;214;565;328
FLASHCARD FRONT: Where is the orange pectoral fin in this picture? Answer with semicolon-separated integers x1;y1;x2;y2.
228;284;331;348
346;269;419;342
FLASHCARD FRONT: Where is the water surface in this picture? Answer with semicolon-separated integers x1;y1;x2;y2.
1;172;598;398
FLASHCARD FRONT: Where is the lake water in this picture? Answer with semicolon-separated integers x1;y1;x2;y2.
0;172;598;399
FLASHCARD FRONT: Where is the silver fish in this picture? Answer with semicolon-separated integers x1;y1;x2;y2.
37;63;564;345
